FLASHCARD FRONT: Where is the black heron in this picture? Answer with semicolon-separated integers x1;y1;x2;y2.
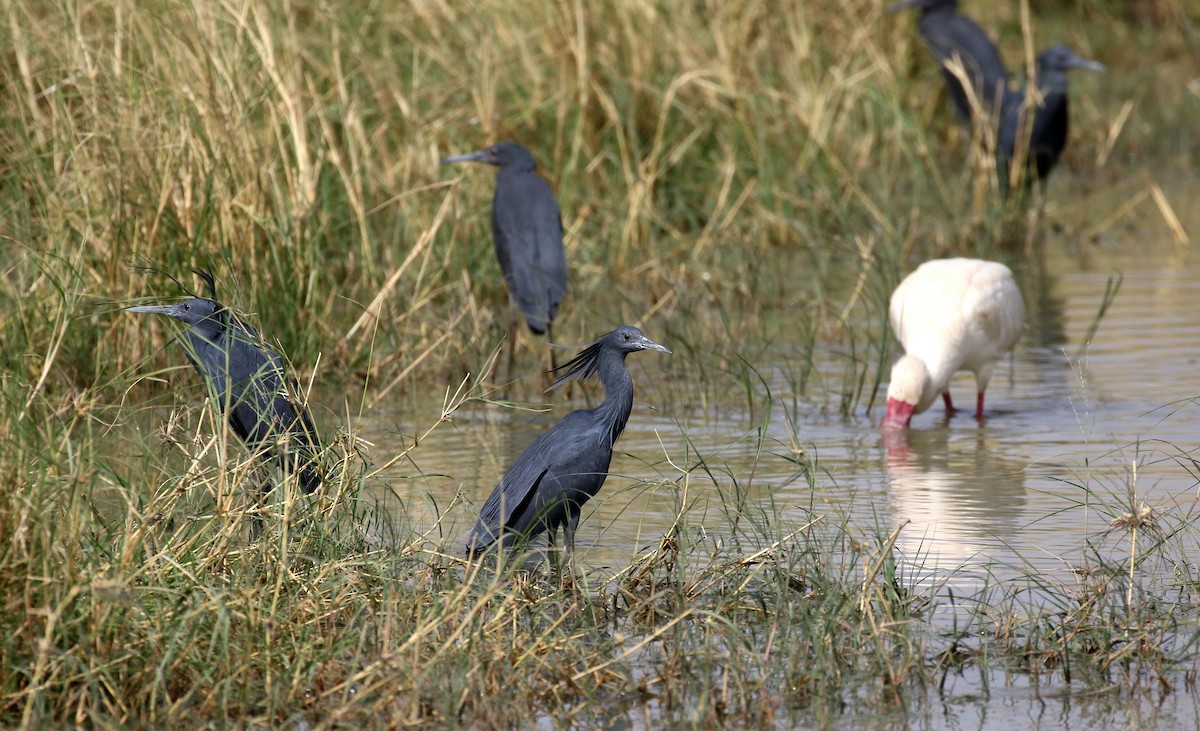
465;325;670;559
127;271;322;495
441;142;568;338
888;0;1008;123
997;45;1106;187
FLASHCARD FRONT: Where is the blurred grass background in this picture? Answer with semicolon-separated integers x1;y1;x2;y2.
4;0;1192;401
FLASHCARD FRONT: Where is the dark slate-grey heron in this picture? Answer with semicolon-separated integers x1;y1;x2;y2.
441;142;569;338
465;325;669;559
996;45;1106;188
127;270;322;495
889;0;1008;123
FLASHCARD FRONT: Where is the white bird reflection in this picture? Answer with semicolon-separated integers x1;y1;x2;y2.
882;427;1027;583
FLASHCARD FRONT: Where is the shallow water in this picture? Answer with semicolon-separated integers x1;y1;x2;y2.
346;204;1200;726
841;667;1200;731
365;212;1200;604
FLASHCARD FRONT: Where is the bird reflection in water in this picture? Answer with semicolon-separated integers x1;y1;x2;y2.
882;427;1027;580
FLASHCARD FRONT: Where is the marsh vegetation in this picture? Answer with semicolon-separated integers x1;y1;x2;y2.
2;0;1198;727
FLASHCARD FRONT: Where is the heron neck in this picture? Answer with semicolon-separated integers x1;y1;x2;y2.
180;310;235;372
497;164;536;181
184;310;228;346
595;350;634;447
1036;69;1071;96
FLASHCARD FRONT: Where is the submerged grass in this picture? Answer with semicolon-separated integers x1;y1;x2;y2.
2;0;1198;726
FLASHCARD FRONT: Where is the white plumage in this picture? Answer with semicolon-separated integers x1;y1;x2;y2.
884;258;1025;427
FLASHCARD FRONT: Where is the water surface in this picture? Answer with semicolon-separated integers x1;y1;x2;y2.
364;215;1200;606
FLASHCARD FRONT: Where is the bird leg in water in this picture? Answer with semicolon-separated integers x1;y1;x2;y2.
1023;191;1049;256
542;513;580;577
942;391;956;413
975;391;986;419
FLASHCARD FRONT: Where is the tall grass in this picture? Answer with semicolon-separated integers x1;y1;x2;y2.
5;0;1176;394
2;0;1197;726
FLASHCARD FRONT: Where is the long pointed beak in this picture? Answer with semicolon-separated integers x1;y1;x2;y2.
1067;56;1107;73
126;304;177;316
638;336;671;354
439;150;488;166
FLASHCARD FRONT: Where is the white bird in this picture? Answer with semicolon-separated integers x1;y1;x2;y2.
883;258;1025;428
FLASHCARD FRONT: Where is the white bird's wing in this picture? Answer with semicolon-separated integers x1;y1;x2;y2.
958;263;1025;368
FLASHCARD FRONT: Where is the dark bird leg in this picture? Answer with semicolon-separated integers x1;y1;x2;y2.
1024;187;1049;256
485;311;519;392
504;313;519;390
554;512;583;587
249;453;299;540
942;391;956;413
542;323;563;392
248;464;271;540
546;323;558;373
562;512;580;571
545;521;562;575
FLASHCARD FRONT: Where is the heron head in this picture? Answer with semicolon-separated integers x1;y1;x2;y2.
127;297;223;327
440;142;537;172
1037;45;1106;75
609;325;671;355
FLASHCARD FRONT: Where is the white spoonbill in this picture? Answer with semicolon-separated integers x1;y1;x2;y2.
883;258;1025;428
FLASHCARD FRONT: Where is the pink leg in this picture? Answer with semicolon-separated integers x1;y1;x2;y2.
942;391;956;413
975;391;985;418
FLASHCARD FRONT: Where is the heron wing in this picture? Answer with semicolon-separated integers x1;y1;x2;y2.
491;171;567;333
941;15;1006;90
223;328;291;445
891;259;1023;384
998;82;1070;179
996;85;1027;164
466;411;609;551
890;258;981;367
921;13;1006;119
1029;92;1068;178
188;321;321;490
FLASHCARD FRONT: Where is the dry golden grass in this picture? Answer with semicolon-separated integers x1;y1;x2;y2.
1;0;1197;726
